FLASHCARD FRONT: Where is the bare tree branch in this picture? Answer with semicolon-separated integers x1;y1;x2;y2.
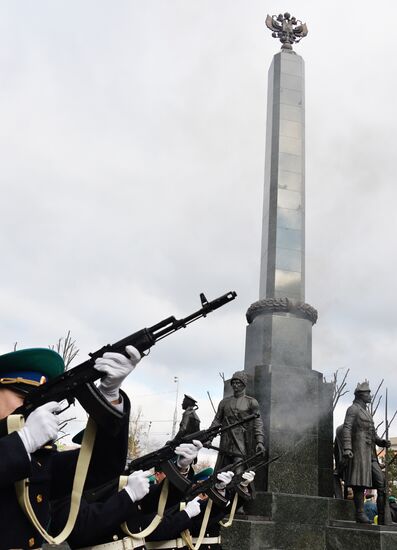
128;407;144;459
380;409;397;439
389;409;397;430
370;379;384;416
372;395;383;418
49;330;79;369
332;367;350;410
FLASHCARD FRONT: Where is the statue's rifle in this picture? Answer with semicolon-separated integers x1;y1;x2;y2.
125;413;259;491
384;388;393;525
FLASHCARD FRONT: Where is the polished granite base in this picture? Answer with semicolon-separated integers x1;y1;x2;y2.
326;520;397;550
221;492;356;550
222;494;397;549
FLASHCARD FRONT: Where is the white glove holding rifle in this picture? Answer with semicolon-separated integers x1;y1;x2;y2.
18;401;61;456
215;470;234;490
125;470;151;503
184;497;202;518
175;439;203;470
95;345;141;403
240;470;255;487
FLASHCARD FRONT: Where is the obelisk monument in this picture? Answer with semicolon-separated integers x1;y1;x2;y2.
243;13;333;496
222;15;397;549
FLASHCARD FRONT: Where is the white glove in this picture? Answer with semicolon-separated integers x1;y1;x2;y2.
175;439;203;469
125;470;151;503
184;497;202;518
18;402;61;455
95;345;141;402
240;470;255;487
215;471;234;490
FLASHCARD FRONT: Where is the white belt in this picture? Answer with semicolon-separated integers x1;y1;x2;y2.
146;539;185;549
146;535;221;549
192;536;221;544
78;536;146;550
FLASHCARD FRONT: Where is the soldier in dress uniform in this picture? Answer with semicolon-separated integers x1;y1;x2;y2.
145;469;255;550
0;345;140;550
209;371;265;470
185;470;256;550
342;380;391;524
50;439;204;549
174;395;200;440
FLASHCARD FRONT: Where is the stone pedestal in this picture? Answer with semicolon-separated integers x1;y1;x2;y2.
244;300;333;496
222;495;397;549
222;493;355;550
327;522;397;550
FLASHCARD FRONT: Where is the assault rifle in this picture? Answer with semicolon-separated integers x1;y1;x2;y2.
186;452;281;507
81;416;257;506
6;291;237;434
126;413;259;482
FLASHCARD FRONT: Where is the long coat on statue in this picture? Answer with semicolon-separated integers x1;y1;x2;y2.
342;400;384;487
209;395;264;460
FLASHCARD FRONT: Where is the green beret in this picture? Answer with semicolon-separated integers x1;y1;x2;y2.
193;467;213;482
0;348;64;393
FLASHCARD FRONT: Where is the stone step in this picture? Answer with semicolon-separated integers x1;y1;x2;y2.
244;492;355;523
326;521;397;550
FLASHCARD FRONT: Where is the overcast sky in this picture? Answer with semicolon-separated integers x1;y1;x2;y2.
1;1;397;444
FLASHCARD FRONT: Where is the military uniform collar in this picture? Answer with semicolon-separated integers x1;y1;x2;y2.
353;398;368;410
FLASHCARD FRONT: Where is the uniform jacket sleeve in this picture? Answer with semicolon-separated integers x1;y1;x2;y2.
209;400;225;430
250;398;265;445
0;431;31;488
51;489;137;548
50;474;188;547
50;391;131;500
123;480;191;540
375;432;385;447
145;505;192;541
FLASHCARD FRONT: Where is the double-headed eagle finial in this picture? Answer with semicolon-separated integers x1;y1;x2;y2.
265;12;308;50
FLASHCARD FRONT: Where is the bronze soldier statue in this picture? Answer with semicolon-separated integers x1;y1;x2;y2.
174;394;200;439
210;371;265;469
342;380;391;523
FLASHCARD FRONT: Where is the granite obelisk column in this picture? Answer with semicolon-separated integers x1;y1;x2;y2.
244;13;333;496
